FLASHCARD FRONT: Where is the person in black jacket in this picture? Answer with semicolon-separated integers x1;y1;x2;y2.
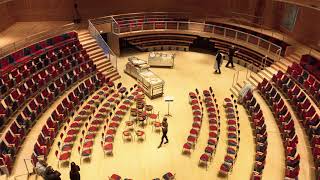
214;50;223;74
226;45;239;68
70;162;80;180
158;117;169;148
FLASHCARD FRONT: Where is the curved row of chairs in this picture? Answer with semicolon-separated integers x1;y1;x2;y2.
219;96;240;176
0;32;78;73
198;88;220;170
0;68;100;177
102;85;143;156
0;34;91;129
182;90;203;155
56;84;118;167
272;70;320;178
258;79;300;179
0;35;84;99
25;73;103;176
243;91;268;179
287;62;320;106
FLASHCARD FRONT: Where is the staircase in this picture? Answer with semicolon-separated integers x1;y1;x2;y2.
77;31;121;82
230;50;301;97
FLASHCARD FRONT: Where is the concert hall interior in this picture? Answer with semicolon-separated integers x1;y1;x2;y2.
0;0;320;179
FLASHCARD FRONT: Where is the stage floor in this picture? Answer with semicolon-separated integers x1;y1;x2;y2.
9;50;315;180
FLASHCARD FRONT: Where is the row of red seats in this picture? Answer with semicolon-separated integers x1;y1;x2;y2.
243;91;268;180
300;54;320;81
272;70;320;179
258;79;300;179
0;32;78;73
182;90;203;155
1;72;105;175
0;51;95;129
198;88;220;170
102;86;140;157
0;39;84;98
287;62;320;105
57;86;119;166
30;74;106;171
219;96;240;176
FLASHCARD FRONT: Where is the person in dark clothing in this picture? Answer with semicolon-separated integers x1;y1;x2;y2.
70;162;80;180
214;50;223;74
44;166;61;180
226;45;239;68
158;117;169;148
73;3;81;24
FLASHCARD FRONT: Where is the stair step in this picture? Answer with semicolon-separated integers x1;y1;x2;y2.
97;63;111;70
82;39;96;47
92;56;106;62
248;78;258;87
89;52;105;59
79;36;92;42
230;87;239;97
99;66;115;72
110;75;121;82
94;57;109;64
259;70;272;80
273;62;287;71
291;53;301;60
85;44;100;52
257;72;269;81
83;42;97;49
78;31;90;36
98;65;113;72
88;49;104;55
265;67;278;75
97;61;112;68
78;34;91;40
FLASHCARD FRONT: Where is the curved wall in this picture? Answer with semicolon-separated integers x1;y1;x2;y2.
0;0;319;51
8;0;258;21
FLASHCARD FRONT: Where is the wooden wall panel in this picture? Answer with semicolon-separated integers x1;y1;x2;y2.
8;0;260;21
0;2;14;31
9;0;73;21
289;6;320;50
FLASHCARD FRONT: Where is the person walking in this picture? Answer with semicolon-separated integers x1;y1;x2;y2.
158;117;169;148
214;50;223;74
226;45;239;68
69;162;80;180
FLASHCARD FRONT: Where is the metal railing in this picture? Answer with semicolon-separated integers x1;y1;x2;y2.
111;20;282;61
0;23;80;58
88;20;117;69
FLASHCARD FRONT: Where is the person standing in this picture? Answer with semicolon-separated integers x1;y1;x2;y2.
70;162;80;180
226;45;239;68
214;50;223;74
158;117;169;148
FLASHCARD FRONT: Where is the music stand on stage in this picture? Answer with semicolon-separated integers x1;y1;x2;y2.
164;96;174;116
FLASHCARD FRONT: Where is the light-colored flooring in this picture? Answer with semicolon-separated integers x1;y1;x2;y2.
6;51;314;180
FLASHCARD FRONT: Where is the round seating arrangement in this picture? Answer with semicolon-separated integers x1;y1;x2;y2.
1;13;319;180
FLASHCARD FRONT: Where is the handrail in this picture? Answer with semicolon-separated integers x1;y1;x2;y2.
113;20;282;50
88;19;118;69
110;20;282;60
0;23;79;58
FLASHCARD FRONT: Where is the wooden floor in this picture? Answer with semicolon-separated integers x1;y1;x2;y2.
0;21;316;180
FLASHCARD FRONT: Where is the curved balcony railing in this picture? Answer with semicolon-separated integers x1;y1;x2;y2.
111;20;282;60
